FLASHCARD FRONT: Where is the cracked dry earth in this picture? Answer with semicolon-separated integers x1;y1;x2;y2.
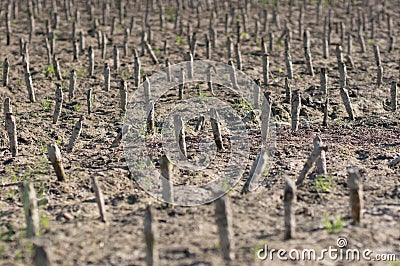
0;0;399;265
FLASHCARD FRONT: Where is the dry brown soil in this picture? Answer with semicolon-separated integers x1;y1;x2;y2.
0;0;399;265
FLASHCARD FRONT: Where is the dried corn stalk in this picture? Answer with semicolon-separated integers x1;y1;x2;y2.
262;52;269;85
210;108;224;151
313;136;327;175
296;144;327;186
147;100;155;135
144;203;159;266
119;79;128;112
340;87;355;120
5;112;18;157
66;116;84;152
174;115;187;158
215;196;235;261
3;58;9;87
291;91;301;133
347;168;363;225
68;70;76;101
91;176;107;223
22;182;40;238
284;178;296;240
160;155;173;203
47;143;66;181
52;85;63;124
390;81;397;112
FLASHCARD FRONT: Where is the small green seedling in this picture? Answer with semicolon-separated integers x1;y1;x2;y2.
315;174;334;193
324;215;343;233
44;65;55;77
42;96;52;111
73;102;83;111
